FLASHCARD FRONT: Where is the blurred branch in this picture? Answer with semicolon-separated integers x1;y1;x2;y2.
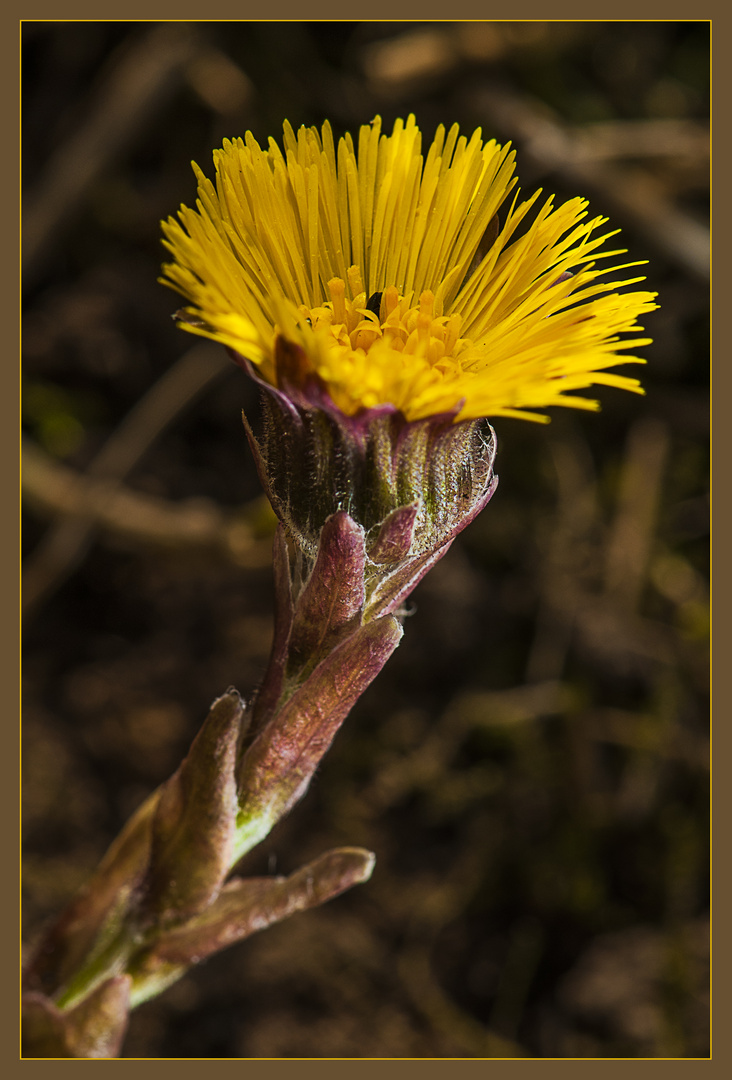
397;810;526;1057
80;344;232;478
471;85;709;281
524;430;600;685
604;417;671;611
23;23;200;285
572;118;710;164
524;418;677;689
184;44;254;116
22;343;253;618
586;708;709;772
399;941;525;1058
22;437;271;564
361;680;575;813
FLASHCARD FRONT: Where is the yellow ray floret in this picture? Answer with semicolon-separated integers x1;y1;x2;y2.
160;115;657;423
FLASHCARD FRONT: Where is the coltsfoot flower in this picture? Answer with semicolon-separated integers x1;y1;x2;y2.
161;114;656;422
160;114;656;562
19;121;661;1052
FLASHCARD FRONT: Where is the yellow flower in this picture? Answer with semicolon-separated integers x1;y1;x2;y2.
160;114;657;424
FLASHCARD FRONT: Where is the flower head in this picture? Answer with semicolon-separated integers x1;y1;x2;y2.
160;115;657;583
161;114;656;426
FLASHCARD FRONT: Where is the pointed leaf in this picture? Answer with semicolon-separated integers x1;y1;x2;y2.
236;615;402;851
365;476;498;618
368;501;420;563
287;511;367;671
23;789;160;996
23;976;131;1060
62;975;131;1059
22;993;72;1058
143;689;245;924
128;848;375;1007
366;540;453;620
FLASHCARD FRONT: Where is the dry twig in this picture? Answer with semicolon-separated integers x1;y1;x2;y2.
23;23;200;285
22;344;245;617
468;86;709;281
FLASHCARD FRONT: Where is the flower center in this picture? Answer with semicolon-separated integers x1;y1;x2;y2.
300;273;469;372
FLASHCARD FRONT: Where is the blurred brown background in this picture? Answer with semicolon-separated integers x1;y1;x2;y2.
22;21;709;1058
